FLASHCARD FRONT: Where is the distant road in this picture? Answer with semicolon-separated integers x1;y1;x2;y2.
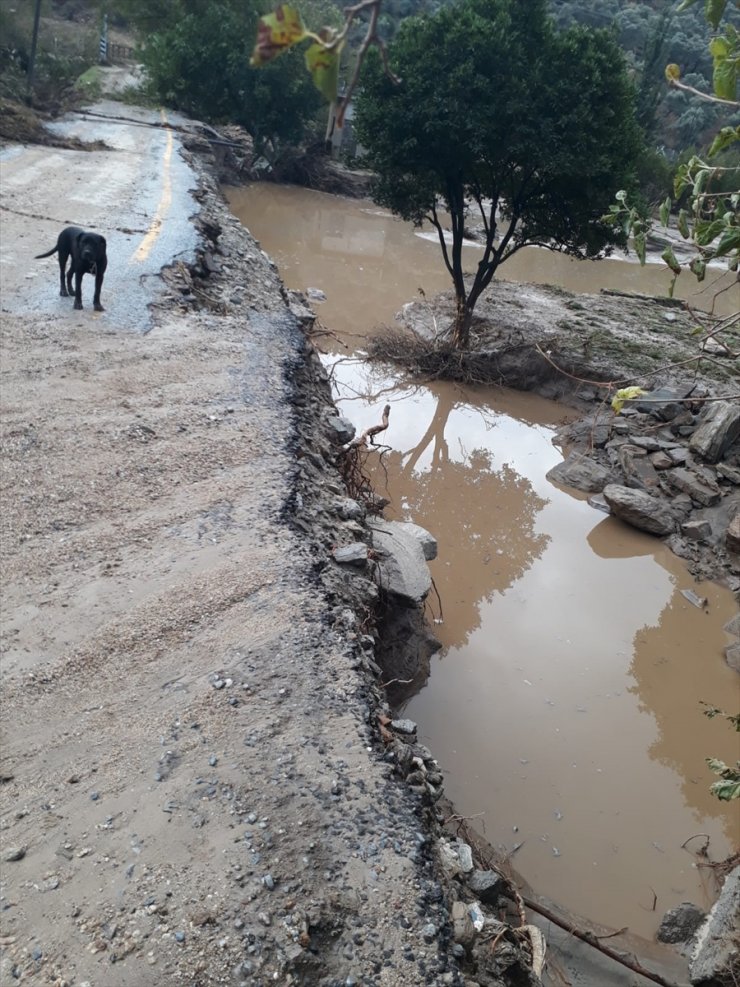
0;100;198;332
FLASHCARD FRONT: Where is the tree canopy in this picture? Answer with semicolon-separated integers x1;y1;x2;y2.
118;0;326;159
354;0;645;347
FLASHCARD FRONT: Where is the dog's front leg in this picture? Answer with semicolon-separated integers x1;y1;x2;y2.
73;270;84;310
93;270;105;312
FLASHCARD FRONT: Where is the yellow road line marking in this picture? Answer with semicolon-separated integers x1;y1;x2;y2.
132;109;173;263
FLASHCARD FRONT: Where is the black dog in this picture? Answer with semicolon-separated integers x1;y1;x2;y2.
35;226;107;312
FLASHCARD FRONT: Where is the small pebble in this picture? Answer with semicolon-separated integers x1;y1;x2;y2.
4;847;26;862
174;931;185;943
89;792;99;802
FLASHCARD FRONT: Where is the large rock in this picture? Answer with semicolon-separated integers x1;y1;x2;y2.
602;484;677;536
546;452;613;493
690;866;740;985
657;902;706;945
727;513;740;554
634;385;696;421
367;518;436;603
665;467;721;507
690;400;740;464
619;444;661;490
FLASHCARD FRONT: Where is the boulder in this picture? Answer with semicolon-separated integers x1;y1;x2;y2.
326;414;356;445
665;467;721;507
689;400;740;464
725;642;740;674
367;518;436;603
634;385;695;421
681;519;712;542
690;866;740;985
546;452;613;493
619;444;661;490
727;514;740;554
657;901;706;945
602;484;677;536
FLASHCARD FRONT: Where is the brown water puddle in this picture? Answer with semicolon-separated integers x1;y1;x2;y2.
227;183;740;941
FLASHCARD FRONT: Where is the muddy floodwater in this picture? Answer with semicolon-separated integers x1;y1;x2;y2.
227;184;739;940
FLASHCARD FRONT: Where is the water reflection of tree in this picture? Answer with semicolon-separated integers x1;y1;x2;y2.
588;519;737;838
376;386;550;651
625;597;738;838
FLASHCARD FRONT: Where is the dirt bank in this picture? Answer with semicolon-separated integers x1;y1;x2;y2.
0;131;471;986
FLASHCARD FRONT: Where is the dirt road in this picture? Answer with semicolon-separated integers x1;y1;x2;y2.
0;106;457;986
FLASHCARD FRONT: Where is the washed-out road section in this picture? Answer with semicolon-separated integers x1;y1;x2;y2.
0;104;456;986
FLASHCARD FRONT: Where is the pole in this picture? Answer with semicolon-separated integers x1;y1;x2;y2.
27;0;43;100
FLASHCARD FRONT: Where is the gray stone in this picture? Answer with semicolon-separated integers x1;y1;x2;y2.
467;870;503;905
456;842;474;873
369;518;437;561
725;642;740;673
690;401;740;464
690;866;740;985
717;463;740;485
390;718;417;735
588;492;611;514
619;444;661;490
422;923;437;943
650;451;673;471
681;519;712;542
634;385;695;421
333;543;368;565
334;498;365;521
546;452;612;493
326;415;356;445
367;519;434;602
727;514;740;554
665;468;721;507
306;287;327;302
667;447;689;466
4;846;26;862
602;484;677;536
724;613;740;638
656;901;707;943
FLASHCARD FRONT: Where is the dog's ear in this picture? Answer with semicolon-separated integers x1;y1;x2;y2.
100;237;107;249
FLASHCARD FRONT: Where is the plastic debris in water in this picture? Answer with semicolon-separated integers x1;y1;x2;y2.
680;589;708;609
552;847;561;857
553;810;563;821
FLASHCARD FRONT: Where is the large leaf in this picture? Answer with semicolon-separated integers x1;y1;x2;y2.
710;35;739;100
661;245;683;275
678;209;690;239
705;0;728;30
714;227;740;258
689;256;707;281
634;231;647;266
659;197;671;227
305;39;342;101
251;5;307;67
708;125;740;157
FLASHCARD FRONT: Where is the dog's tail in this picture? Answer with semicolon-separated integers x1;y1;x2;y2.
35;245;59;259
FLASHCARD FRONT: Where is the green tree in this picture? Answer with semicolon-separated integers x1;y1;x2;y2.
117;0;324;160
353;0;644;348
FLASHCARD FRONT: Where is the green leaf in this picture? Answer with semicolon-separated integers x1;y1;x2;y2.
714;227;740;258
696;217;729;245
708;126;740;157
690;256;707;281
677;0;701;9
661;245;682;275
713;56;738;101
705;0;728;29
659;197;671;227
710;778;740;800
678;209;690;239
305;39;342;101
